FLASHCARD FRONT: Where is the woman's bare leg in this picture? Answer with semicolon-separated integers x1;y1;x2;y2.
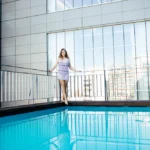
59;80;67;105
59;80;65;102
64;80;68;104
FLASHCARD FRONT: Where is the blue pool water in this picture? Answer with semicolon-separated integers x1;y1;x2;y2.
0;106;150;150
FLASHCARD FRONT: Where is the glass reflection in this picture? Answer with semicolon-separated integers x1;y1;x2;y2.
48;0;123;12
84;29;93;71
102;0;111;3
48;0;56;12
48;34;56;71
75;30;84;71
57;32;65;58
114;25;124;67
103;27;114;69
48;21;150;101
66;31;74;69
93;28;103;70
1;107;150;150
135;22;147;61
83;0;91;6
56;0;65;11
135;23;149;100
65;0;73;10
147;22;150;56
93;0;101;5
74;0;82;8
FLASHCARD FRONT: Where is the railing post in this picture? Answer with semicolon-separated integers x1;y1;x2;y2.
104;69;108;101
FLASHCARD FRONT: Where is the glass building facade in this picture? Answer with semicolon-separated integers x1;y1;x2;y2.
1;0;150;106
48;21;150;101
47;0;122;12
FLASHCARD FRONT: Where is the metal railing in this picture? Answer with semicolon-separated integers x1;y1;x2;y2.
0;65;61;108
67;67;150;101
1;64;150;108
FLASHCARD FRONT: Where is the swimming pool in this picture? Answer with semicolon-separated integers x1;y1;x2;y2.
0;106;150;150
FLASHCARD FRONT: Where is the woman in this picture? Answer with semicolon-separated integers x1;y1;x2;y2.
49;48;81;105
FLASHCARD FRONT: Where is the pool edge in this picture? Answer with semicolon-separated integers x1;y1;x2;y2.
0;102;65;117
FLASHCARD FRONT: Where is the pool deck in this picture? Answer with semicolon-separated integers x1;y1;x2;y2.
0;101;65;117
1;100;150;117
69;100;150;107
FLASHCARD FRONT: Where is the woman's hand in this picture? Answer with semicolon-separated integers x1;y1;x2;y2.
77;70;82;72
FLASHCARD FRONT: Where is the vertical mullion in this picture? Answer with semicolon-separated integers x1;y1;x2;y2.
123;24;127;101
145;22;150;100
133;23;138;100
88;75;91;97
74;75;75;99
102;27;107;101
112;26;115;101
96;74;98;97
70;76;72;98
81;75;83;97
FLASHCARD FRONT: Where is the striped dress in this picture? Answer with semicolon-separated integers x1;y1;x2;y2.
57;58;70;81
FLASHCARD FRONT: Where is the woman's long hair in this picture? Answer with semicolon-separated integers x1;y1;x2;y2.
59;48;69;59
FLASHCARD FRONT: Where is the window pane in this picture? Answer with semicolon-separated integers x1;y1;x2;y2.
135;23;147;63
48;34;56;69
57;32;65;57
114;70;126;100
125;45;136;67
74;0;82;8
65;0;73;10
93;28;103;69
146;22;150;56
135;22;148;100
75;30;84;70
84;29;93;70
56;0;64;11
113;25;124;68
115;46;124;68
102;0;111;3
104;48;114;69
114;25;123;46
66;31;74;67
93;0;101;5
124;24;136;68
124;24;135;46
83;0;91;7
103;26;113;48
137;68;149;100
48;0;56;12
103;26;114;69
126;69;137;100
93;28;103;48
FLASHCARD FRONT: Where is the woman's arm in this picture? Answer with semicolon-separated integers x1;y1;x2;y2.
49;59;59;72
69;61;81;72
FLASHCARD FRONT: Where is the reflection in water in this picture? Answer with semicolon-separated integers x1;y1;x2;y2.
58;109;71;150
0;107;150;150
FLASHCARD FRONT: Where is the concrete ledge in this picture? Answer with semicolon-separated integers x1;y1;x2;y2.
1;100;150;117
68;101;150;107
0;101;65;117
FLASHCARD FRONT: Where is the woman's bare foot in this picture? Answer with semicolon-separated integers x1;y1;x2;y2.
65;98;68;105
61;95;65;102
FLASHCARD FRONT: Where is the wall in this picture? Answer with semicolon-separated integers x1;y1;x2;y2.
1;0;150;73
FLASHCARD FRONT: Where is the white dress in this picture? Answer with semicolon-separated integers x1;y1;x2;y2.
57;58;70;81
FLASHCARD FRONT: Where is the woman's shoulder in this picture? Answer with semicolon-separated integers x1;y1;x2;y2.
57;57;62;61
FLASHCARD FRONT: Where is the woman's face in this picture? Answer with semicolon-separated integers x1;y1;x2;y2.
61;50;66;57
